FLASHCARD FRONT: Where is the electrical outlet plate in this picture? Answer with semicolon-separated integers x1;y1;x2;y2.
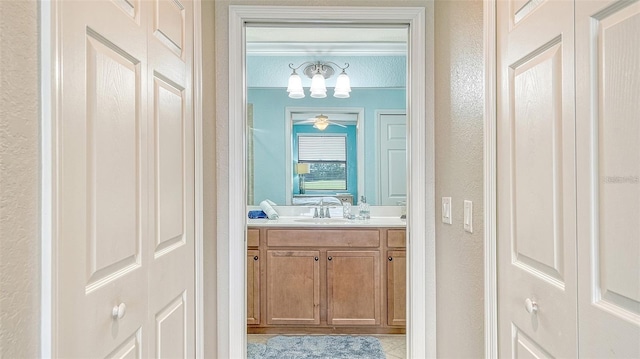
442;197;452;224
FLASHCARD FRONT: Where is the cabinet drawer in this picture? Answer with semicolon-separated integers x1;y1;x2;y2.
387;229;406;248
247;228;260;247
267;229;380;247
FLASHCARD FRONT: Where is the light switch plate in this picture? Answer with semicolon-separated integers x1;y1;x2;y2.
464;200;473;233
442;197;452;224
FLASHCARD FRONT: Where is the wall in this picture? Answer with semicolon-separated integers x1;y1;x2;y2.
0;0;41;357
434;0;485;357
213;0;485;357
201;0;217;357
0;0;486;357
249;88;405;204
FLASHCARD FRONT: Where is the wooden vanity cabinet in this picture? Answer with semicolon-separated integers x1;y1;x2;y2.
247;229;261;325
386;250;406;326
386;229;406;327
327;250;381;326
266;250;321;325
248;227;405;334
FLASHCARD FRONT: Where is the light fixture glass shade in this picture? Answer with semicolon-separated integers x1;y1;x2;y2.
309;73;327;98
296;163;310;175
287;72;305;98
333;72;351;98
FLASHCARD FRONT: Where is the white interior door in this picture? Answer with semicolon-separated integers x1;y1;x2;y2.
497;0;578;357
147;0;195;357
377;112;406;205
54;0;194;357
576;1;640;356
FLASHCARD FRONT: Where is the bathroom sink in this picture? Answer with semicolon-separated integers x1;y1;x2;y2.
294;218;350;224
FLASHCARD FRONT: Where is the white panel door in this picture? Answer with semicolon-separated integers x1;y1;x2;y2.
54;0;194;357
576;1;640;356
497;0;578;357
147;0;195;357
377;113;406;205
56;1;149;356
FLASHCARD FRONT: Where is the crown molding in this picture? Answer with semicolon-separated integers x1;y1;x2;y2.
246;42;407;56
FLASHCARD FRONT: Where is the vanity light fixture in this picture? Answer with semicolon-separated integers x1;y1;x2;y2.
287;61;351;99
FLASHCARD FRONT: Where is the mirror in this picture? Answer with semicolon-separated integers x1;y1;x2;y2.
246;26;408;205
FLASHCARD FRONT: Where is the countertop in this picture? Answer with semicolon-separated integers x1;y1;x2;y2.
247;216;406;228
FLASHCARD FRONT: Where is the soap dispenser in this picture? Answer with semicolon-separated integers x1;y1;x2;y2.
358;196;370;219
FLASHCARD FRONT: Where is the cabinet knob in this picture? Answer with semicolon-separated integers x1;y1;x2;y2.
525;298;538;314
253;256;258;261
388;256;393;261
112;302;126;320
314;257;318;261
328;256;333;261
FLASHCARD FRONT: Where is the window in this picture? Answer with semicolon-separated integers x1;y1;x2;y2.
298;135;347;191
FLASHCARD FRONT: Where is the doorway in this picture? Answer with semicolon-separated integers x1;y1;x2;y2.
221;6;435;358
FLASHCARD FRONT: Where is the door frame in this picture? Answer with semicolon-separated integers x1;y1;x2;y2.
224;5;434;358
483;0;498;357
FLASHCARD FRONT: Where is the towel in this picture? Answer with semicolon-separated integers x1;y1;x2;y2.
248;210;267;219
259;200;279;220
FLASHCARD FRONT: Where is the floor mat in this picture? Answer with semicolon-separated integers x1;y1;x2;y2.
247;335;385;359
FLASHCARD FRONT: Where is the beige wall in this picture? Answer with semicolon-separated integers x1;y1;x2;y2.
211;0;485;357
434;0;485;357
0;0;485;356
201;0;218;357
0;0;41;357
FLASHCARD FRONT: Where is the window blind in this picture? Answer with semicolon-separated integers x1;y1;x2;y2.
298;136;346;161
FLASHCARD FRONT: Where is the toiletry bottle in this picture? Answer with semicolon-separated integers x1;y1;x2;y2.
359;196;370;219
342;202;352;219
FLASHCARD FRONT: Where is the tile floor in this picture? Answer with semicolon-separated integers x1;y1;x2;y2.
247;334;406;359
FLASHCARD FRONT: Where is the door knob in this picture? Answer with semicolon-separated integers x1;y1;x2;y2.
254;256;259;261
112;302;127;320
525;298;538;314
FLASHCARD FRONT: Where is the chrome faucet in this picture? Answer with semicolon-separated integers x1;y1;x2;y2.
312;199;330;218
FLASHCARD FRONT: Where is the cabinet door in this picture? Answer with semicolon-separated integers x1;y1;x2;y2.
387;250;406;327
266;250;320;325
247;249;260;325
327;251;381;326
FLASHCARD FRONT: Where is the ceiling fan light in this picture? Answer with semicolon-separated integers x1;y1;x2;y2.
309;73;327;98
313;121;329;131
334;72;351;98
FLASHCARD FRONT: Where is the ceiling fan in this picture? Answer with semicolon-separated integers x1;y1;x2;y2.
299;114;347;131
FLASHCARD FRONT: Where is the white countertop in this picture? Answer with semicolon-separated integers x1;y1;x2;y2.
247;216;406;228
